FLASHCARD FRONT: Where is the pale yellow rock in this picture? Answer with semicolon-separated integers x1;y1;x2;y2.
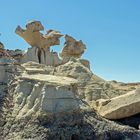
15;20;63;65
60;34;86;59
15;20;63;49
15;21;44;47
96;88;140;119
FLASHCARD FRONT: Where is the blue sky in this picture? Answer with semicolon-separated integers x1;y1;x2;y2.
0;0;140;82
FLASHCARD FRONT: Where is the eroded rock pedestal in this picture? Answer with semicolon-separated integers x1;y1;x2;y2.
20;47;62;66
15;21;90;68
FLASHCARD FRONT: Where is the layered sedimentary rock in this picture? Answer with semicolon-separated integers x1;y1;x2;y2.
11;62;81;119
1;57;140;140
95;88;140;119
20;47;62;66
0;20;140;139
1;62;140;139
15;21;90;68
15;20;63;66
20;60;127;104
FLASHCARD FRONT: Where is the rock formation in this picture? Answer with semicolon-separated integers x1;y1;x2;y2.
15;21;90;68
95;88;140;119
11;63;81;119
0;20;140;139
60;34;86;59
16;22;63;49
15;20;63;66
1;60;140;140
59;35;90;68
12;76;80;118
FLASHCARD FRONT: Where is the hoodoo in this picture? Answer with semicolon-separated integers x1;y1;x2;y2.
0;20;140;140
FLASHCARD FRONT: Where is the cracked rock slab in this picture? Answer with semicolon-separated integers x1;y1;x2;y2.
96;88;140;119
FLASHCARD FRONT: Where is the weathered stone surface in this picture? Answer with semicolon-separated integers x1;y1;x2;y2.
21;47;62;66
21;73;78;85
15;21;62;49
11;73;81;119
19;60;127;106
60;34;86;59
15;20;63;66
95;88;140;119
0;48;24;64
21;47;39;63
0;20;140;140
0;57;140;140
15;20;91;68
21;61;55;75
20;60;125;104
0;51;17;82
44;29;63;48
55;58;92;82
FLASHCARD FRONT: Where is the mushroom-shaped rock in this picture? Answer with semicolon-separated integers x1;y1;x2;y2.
15;20;63;49
15;20;63;65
